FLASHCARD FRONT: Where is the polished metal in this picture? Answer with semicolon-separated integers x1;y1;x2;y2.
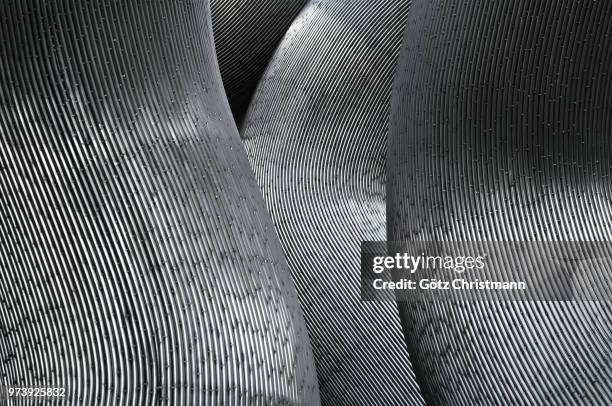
242;1;423;405
211;0;307;121
0;1;319;404
389;1;612;404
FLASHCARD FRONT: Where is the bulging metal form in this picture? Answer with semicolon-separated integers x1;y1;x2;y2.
241;1;423;405
210;0;307;121
389;0;612;404
0;1;319;404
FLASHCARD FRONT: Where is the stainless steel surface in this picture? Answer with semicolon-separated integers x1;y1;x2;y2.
389;1;612;404
211;0;307;121
242;1;423;404
0;1;319;404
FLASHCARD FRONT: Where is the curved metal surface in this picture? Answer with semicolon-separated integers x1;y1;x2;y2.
242;1;423;405
210;0;307;122
389;1;612;404
0;1;320;404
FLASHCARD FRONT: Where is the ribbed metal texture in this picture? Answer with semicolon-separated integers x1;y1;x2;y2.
389;1;612;405
242;1;423;405
0;1;320;405
210;0;307;122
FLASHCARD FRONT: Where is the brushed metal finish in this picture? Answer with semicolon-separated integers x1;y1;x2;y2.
242;1;424;405
0;1;320;404
211;0;307;121
389;1;612;404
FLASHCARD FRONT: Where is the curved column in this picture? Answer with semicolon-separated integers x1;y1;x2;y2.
389;1;612;404
0;1;319;404
242;1;423;405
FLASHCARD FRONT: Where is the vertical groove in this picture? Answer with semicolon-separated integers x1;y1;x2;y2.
242;1;424;405
389;1;612;404
0;1;320;404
